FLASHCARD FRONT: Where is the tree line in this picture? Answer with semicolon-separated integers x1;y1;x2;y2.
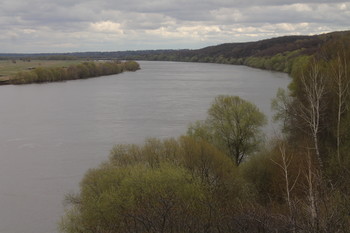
9;61;140;84
115;31;348;73
3;31;348;74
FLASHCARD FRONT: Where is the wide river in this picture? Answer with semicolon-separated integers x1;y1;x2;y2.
0;61;290;233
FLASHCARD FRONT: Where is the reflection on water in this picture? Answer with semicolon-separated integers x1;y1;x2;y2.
0;61;290;233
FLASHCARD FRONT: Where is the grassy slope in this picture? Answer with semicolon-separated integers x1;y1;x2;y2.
0;60;87;79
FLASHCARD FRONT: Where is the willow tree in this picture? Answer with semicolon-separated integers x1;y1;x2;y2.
188;95;266;166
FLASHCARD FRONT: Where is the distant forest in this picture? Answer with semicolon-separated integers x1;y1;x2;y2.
1;30;349;74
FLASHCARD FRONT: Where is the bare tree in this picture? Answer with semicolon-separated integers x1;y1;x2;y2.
331;51;350;163
271;139;300;232
303;148;320;232
296;60;327;169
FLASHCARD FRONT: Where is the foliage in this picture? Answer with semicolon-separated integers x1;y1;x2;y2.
268;34;350;232
60;137;257;233
60;163;207;233
60;32;350;232
240;149;277;203
188;95;266;165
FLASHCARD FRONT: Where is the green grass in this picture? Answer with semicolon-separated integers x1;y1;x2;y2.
0;60;88;78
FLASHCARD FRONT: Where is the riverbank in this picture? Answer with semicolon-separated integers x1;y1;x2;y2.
0;61;291;233
0;60;140;85
0;76;11;85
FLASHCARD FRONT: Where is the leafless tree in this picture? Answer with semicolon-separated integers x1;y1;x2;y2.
331;51;350;163
271;139;300;232
272;141;299;212
303;148;320;232
296;60;327;169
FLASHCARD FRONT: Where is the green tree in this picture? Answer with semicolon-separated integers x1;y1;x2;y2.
60;136;255;233
59;163;209;233
188;95;266;165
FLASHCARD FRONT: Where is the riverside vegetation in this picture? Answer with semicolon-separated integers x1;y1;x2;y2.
24;30;344;75
59;34;350;233
0;60;139;85
2;31;348;76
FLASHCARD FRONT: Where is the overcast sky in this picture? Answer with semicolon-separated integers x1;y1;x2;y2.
0;0;349;53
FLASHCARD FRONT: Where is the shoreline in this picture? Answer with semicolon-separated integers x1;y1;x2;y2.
0;61;140;85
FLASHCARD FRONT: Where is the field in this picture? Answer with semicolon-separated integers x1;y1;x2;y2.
0;60;88;81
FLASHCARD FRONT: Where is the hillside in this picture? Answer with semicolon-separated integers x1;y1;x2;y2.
1;30;349;73
119;30;349;73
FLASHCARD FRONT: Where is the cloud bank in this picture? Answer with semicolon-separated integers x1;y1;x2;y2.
0;0;349;52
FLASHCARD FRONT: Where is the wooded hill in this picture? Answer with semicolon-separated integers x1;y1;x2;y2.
1;30;349;73
121;30;349;73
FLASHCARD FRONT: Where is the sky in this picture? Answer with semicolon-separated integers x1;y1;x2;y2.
0;0;349;53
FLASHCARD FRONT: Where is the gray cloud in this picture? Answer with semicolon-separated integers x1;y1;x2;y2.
0;0;349;52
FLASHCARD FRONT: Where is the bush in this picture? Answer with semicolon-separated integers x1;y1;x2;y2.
60;163;207;233
60;137;255;233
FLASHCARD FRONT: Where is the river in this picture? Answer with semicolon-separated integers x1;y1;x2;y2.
0;61;290;233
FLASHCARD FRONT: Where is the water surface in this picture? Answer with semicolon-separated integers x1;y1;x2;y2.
0;61;290;233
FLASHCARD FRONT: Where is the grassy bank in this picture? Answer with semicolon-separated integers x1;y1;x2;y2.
0;60;140;85
0;60;86;77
